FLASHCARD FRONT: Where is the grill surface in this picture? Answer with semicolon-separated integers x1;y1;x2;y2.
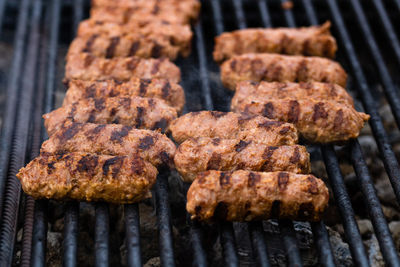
0;0;399;266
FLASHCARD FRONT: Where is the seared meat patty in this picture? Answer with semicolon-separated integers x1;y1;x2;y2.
232;98;369;143
186;170;329;222
65;53;180;83
221;53;347;90
174;137;310;182
234;81;354;106
41;122;176;168
90;3;199;25
63;79;185;113
167;111;299;145
44;96;178;135
214;22;337;63
68;33;189;60
77;19;192;56
17;152;158;204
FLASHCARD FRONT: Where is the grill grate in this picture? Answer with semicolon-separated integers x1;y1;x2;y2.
0;0;398;266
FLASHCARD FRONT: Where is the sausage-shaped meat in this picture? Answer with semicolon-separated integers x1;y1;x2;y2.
232;98;369;143
167;111;299;145
234;81;354;106
65;53;180;83
41;122;176;168
90;4;198;25
221;53;347;90
17;152;158;204
63;79;185;113
43;96;178;136
77;19;192;55
68;33;189;60
214;22;337;63
174;137;310;182
187;170;329;222
186;170;329;221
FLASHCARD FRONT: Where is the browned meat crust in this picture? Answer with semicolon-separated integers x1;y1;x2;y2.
234;81;354;106
63;79;185;113
167;111;299;145
40;122;176;168
174;137;310;182
89;2;200;25
17;152;158;204
232;98;369;143
77;19;192;57
68;33;189;60
186;170;329;222
214;22;337;63
65;53;181;83
221;53;347;90
43;96;178;135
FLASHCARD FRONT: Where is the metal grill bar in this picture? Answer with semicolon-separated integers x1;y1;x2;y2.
0;0;42;265
31;0;62;265
248;222;270;267
220;222;239;267
63;1;80;266
155;173;176;267
124;204;142;267
370;0;400;66
0;0;30;221
326;0;400;206
351;140;400;266
63;202;79;267
95;203;110;266
311;222;336;267
279;220;303;267
189;220;208;267
321;145;369;266
195;21;213;110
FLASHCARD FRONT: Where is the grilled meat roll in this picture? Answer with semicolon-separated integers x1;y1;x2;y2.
65;53;180;83
221;53;347;90
43;96;178;135
214;22;337;63
41;122;176;168
63;79;185;113
234;81;354;106
232;98;369;143
90;4;198;25
68;33;189;60
77;20;192;55
175;137;310;182
186;170;329;222
17;152;158;204
167;111;298;145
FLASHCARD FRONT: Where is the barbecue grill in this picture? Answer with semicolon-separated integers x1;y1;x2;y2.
0;0;399;266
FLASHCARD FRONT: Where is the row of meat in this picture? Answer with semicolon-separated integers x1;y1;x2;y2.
16;1;369;223
17;0;199;204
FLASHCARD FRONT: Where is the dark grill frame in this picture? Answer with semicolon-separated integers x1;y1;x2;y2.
0;0;398;266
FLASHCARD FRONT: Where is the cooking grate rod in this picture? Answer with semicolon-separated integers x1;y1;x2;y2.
248;222;270;267
30;0;62;263
124;203;142;267
219;222;239;267
371;0;400;65
320;145;369;266
155;172;176;267
350;140;400;266
95;203;110;266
